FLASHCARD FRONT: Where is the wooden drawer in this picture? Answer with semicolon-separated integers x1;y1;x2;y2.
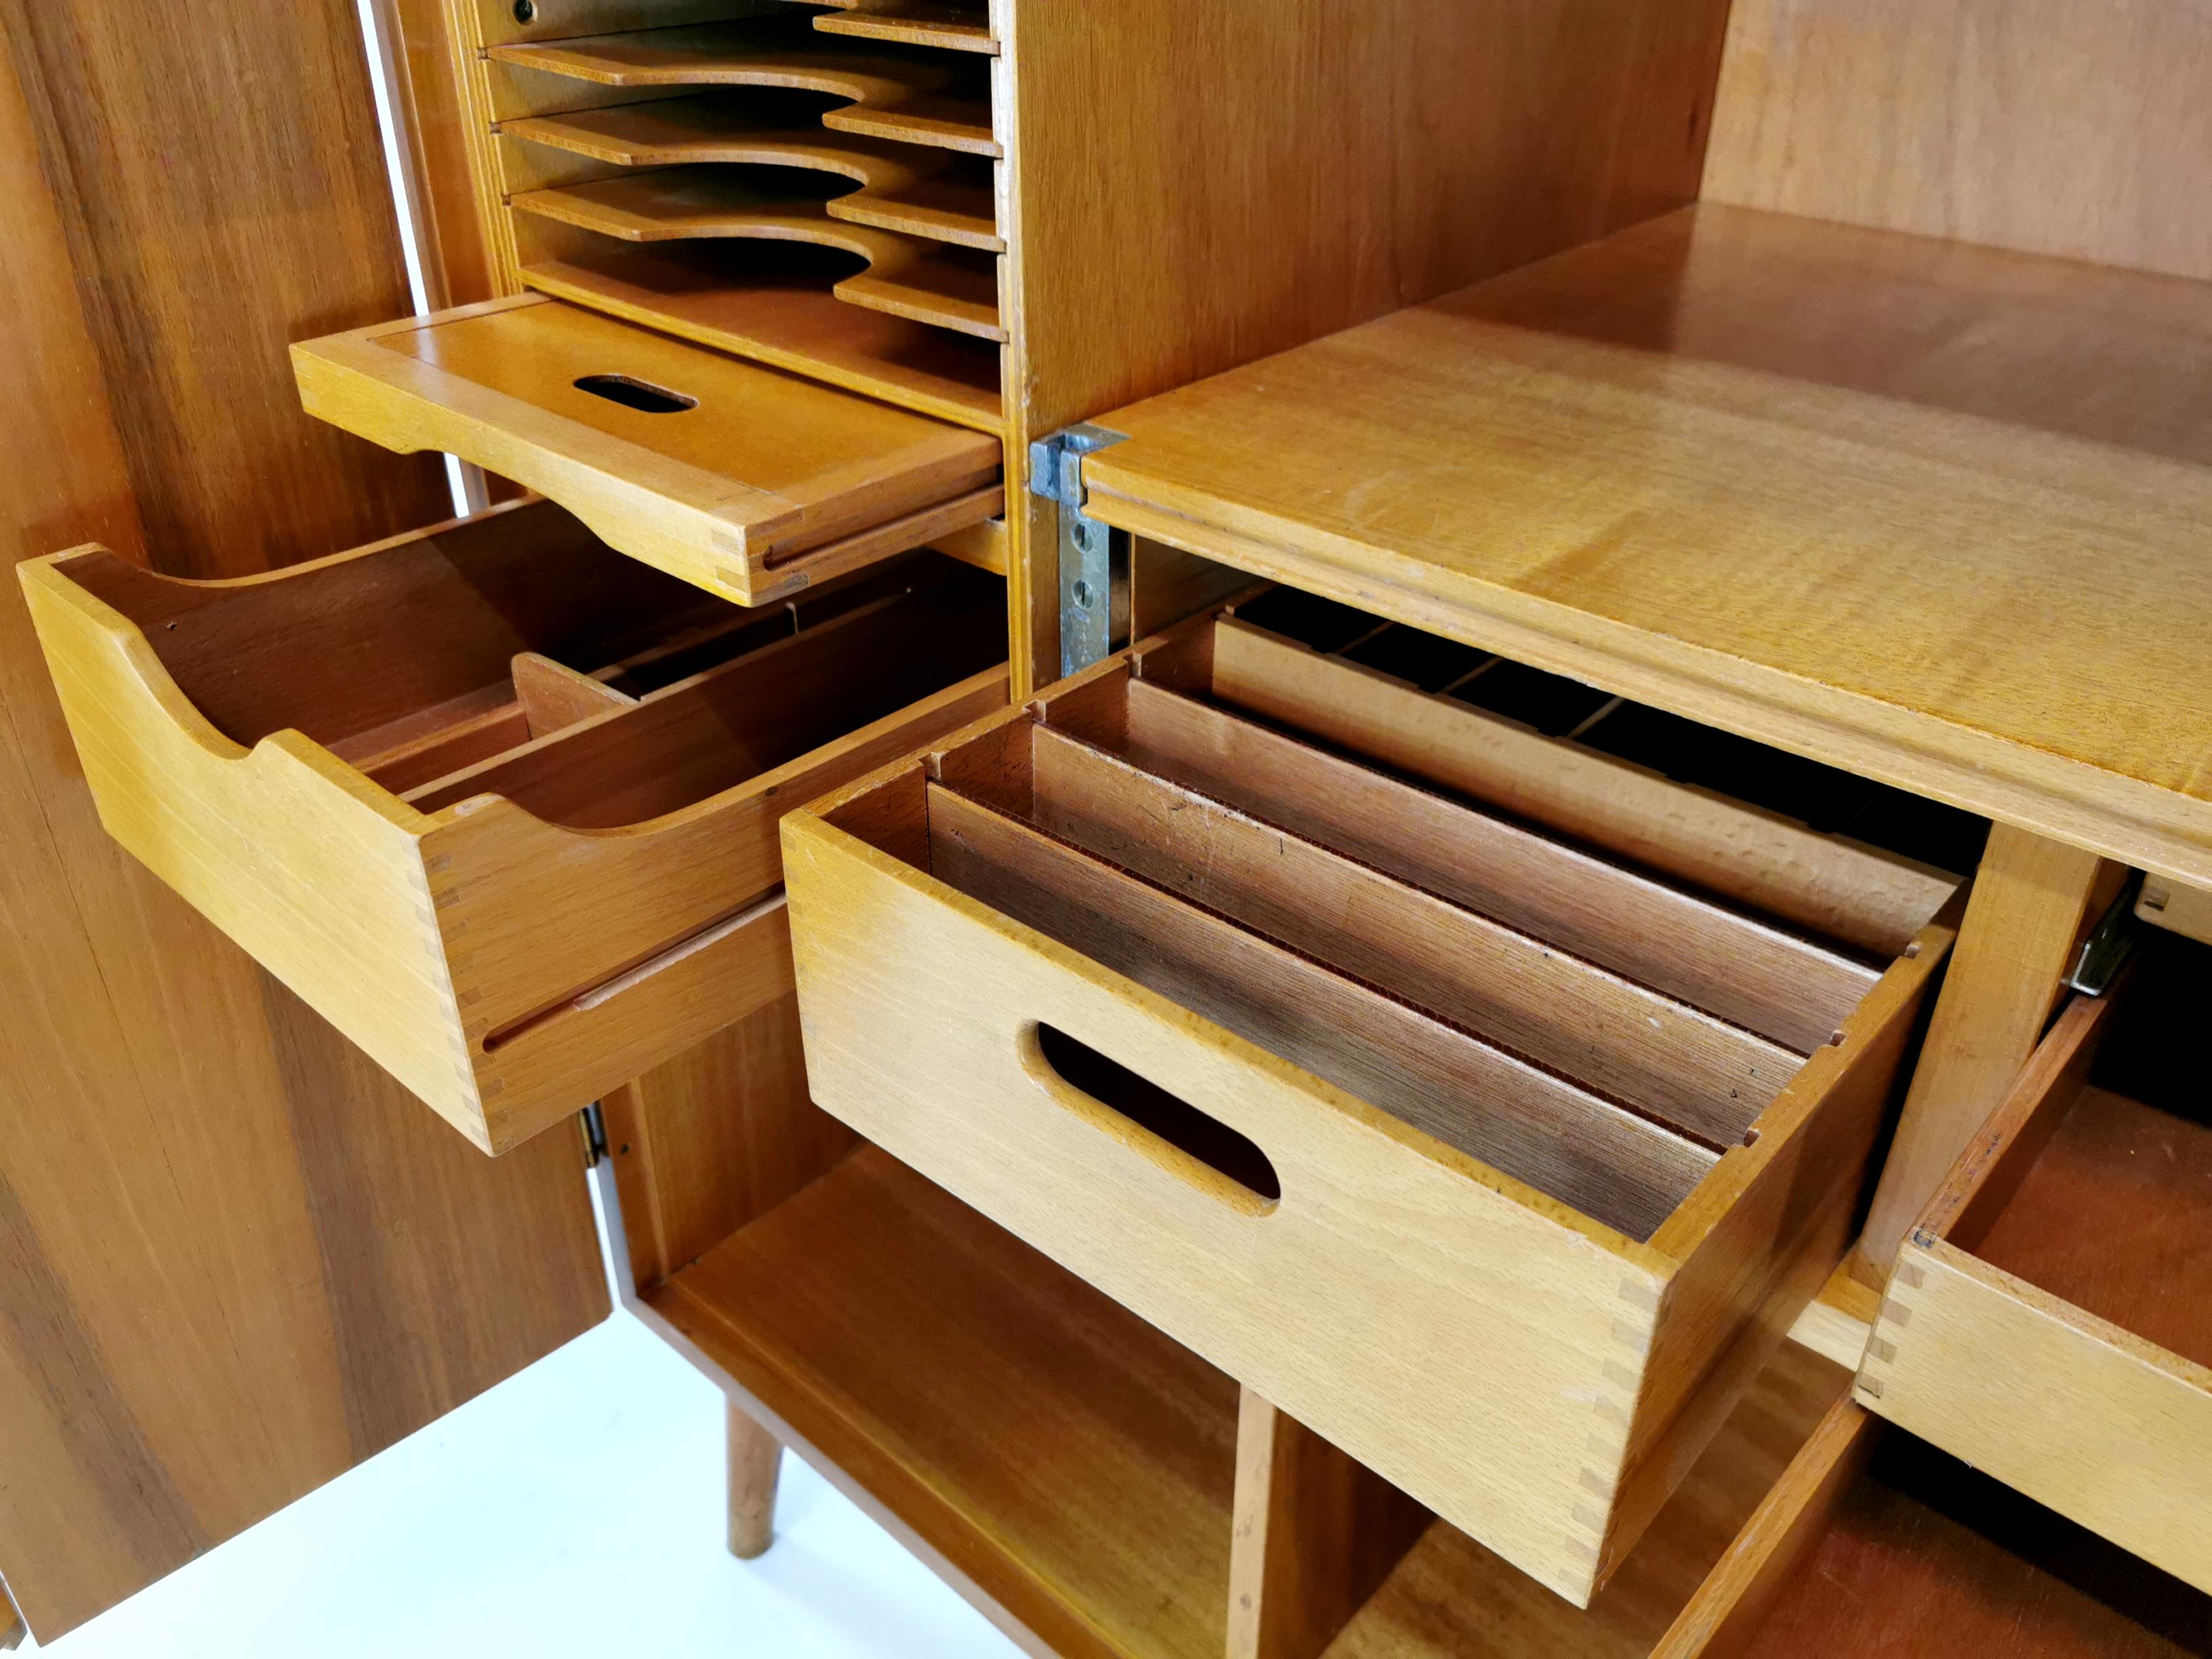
291;295;1004;606
1856;934;2212;1594
20;499;1006;1154
1655;1402;2210;1656
783;601;1961;1607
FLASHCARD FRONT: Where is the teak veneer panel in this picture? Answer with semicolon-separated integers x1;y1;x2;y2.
0;18;603;1639
648;1146;1236;1659
292;295;1003;604
1705;0;2212;284
1081;204;2212;890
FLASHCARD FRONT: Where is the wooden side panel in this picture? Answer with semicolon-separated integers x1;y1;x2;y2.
1860;1242;2212;1596
1704;0;2212;283
0;19;607;1639
1000;0;1735;683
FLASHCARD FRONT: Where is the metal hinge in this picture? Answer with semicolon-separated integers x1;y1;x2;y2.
2066;869;2145;996
1029;423;1131;676
577;1100;609;1168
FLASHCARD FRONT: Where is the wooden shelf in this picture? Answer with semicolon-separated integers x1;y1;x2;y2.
489;21;998;157
520;244;1002;432
800;0;998;56
647;1146;1237;1659
1080;202;2212;890
1326;1340;1848;1657
512;169;1002;341
500;98;1000;249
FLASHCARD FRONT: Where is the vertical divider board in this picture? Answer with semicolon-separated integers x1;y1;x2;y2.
998;0;1739;689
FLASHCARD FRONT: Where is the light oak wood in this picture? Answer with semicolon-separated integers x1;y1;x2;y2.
1092;674;1881;1055
1017;726;1799;1145
518;249;1003;430
1662;1404;2211;1657
21;529;1006;1152
499;102;1001;249
782;635;1954;1605
0;26;605;1637
598;989;857;1294
1202;620;1952;962
1859;968;2212;1593
1858;823;2117;1273
647;1145;1237;1659
1079;204;2212;891
1780;1266;1880;1374
510;171;1002;340
291;295;1004;604
726;1402;781;1560
1704;0;2212;283
1229;1393;1428;1659
1332;1340;1849;1659
926;781;1715;1239
998;0;1734;686
1651;1397;1879;1659
2138;876;2212;947
798;0;995;56
489;20;997;156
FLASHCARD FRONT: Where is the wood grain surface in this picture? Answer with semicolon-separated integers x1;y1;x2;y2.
1706;0;2212;283
0;18;605;1635
650;1146;1238;1659
1081;204;2212;890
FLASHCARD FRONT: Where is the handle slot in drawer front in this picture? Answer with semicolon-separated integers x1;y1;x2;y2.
1023;1023;1281;1213
784;607;1962;1605
1860;931;2212;1593
22;500;1008;1154
291;295;1004;606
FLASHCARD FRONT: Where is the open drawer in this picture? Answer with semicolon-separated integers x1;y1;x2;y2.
291;295;1004;606
783;598;1963;1606
20;498;1006;1154
1656;1401;2211;1656
1857;933;2212;1593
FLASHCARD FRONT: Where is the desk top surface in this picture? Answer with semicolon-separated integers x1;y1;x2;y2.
1084;205;2212;887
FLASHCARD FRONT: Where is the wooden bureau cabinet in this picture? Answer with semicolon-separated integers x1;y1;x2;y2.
7;0;2212;1654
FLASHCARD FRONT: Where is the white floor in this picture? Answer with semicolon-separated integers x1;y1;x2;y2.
31;1311;1021;1658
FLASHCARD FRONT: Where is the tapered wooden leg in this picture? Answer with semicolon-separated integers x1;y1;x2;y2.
726;1401;782;1561
1857;823;2119;1277
1227;1388;1429;1659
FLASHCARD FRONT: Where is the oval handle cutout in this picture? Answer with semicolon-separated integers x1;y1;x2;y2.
573;373;698;414
1022;1023;1281;1212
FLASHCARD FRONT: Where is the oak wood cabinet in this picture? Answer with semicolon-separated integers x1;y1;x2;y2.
8;0;2211;1654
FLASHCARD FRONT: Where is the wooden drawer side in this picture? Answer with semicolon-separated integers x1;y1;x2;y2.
19;553;473;1129
1861;1242;2212;1595
782;804;1665;1607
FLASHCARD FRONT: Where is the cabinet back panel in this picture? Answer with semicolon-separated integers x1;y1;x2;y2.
1704;0;2212;281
